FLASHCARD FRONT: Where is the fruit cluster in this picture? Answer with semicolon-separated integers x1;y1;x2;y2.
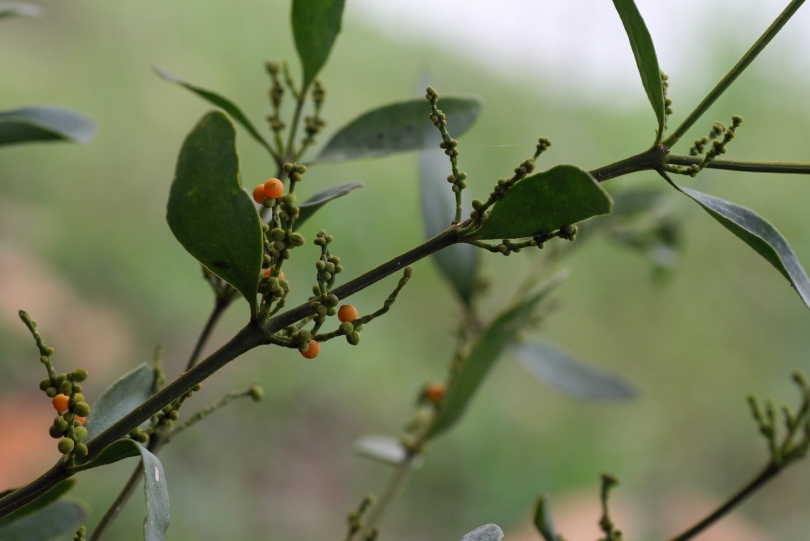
41;368;92;458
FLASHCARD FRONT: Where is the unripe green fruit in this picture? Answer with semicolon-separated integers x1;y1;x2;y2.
339;322;354;335
169;410;180;421
74;393;85;404
39;378;52;391
74;426;88;443
347;331;361;346
53;417;69;432
45;387;58;398
73;402;90;417
248;385;264;402
72;368;89;382
74;443;89;458
49;425;64;439
58;437;75;454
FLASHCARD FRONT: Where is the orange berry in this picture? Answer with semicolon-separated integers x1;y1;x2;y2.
264;178;284;199
425;383;446;405
337;304;358;323
52;394;70;412
75;416;87;426
263;269;284;280
252;184;266;204
300;339;320;359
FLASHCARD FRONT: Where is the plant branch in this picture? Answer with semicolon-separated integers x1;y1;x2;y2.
185;297;231;371
668;461;781;541
0;227;461;520
263;226;462;333
666;155;810;175
588;146;666;182
359;453;417;537
663;0;806;148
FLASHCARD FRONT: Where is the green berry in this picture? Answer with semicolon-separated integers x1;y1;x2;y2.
74;426;88;443
74;443;88;458
73;402;91;417
57;437;75;455
72;368;89;382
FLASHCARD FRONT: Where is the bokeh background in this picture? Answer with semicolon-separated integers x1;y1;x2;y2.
2;1;810;540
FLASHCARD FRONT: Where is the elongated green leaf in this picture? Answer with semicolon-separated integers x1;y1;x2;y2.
295;182;364;229
292;0;345;91
611;0;665;139
73;440;169;541
0;480;76;529
533;496;561;541
136;443;170;541
669;179;810;311
72;439;140;472
168;111;263;316
0;2;42;18
0;501;86;541
427;273;567;439
154;67;274;154
460;525;503;541
513;342;637;400
86;363;156;440
467;165;613;241
421;147;479;306
316;97;482;163
0;106;95;146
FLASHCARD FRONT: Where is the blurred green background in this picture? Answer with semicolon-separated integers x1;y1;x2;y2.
2;1;810;540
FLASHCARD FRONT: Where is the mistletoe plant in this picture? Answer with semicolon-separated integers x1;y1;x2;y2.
2;1;810;541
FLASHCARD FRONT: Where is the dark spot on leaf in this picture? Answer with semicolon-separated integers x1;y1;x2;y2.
212;260;231;269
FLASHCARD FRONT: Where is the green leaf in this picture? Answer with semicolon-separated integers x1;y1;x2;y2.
295;182;364;230
513;342;637;400
0;480;76;529
354;435;408;466
291;0;345;91
467;165;613;241
611;0;665;139
168;111;263;316
533;496;561;541
421;148;479;305
0;106;95;146
426;273;567;439
154;67;274;155
316;97;482;163
0;501;86;541
85;363;156;440
72;439;141;472
135;443;170;541
0;2;42;18
460;524;504;541
670;180;810;311
73;440;169;541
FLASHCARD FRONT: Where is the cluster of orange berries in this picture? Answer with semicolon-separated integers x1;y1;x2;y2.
252;177;284;205
298;304;359;359
41;368;91;457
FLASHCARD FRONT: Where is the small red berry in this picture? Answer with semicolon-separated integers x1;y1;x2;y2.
300;340;320;359
252;184;266;204
337;304;358;323
52;394;70;412
264;178;284;199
